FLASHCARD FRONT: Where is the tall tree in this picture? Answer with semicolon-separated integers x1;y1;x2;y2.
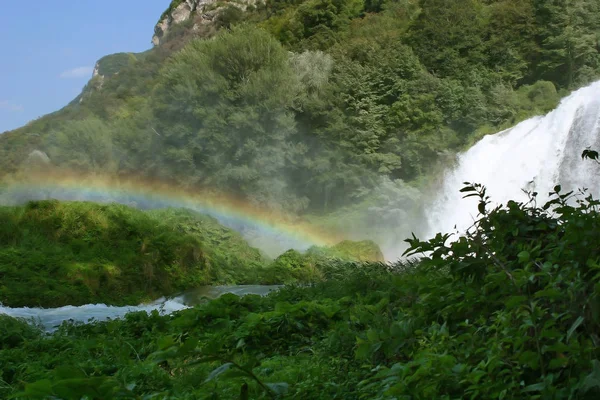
44;119;115;173
407;0;487;80
154;25;306;212
533;0;600;87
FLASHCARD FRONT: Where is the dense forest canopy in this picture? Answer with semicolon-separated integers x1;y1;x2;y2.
1;0;598;222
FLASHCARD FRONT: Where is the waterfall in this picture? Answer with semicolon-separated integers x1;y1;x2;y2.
425;81;600;239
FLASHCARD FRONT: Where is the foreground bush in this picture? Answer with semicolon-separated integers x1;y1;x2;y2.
3;184;600;398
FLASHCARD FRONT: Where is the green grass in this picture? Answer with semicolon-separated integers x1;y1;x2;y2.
0;200;383;308
0;200;269;307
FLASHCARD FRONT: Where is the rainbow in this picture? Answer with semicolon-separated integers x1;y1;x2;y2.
0;171;341;255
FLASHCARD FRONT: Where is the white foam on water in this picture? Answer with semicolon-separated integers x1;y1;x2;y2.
0;298;190;332
425;81;600;238
0;285;282;332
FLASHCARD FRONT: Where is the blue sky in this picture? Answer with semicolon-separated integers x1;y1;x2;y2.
0;0;170;133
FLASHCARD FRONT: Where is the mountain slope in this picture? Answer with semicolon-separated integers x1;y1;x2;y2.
1;0;598;228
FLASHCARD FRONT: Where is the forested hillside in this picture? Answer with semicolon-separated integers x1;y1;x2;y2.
3;1;600;398
1;0;598;222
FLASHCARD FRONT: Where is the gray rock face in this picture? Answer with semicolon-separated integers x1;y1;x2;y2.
152;0;256;46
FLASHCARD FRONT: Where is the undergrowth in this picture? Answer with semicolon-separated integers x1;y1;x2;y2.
4;178;600;398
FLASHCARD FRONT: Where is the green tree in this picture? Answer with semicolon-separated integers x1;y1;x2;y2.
44;118;116;172
154;25;306;212
407;0;487;80
532;0;600;87
485;0;537;85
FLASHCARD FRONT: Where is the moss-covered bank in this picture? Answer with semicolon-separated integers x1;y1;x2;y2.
0;200;383;308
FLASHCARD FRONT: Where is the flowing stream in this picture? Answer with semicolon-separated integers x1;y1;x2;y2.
0;285;281;332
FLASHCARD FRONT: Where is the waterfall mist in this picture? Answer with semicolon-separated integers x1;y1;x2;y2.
424;81;600;239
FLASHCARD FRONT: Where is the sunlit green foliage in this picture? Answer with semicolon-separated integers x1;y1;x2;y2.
0;199;382;308
4;179;600;398
153;25;307;212
310;239;384;261
0;201;268;307
2;0;599;218
95;53;139;77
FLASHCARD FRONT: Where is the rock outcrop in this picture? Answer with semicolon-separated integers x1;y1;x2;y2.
152;0;256;46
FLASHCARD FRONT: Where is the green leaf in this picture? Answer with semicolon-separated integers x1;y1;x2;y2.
178;337;199;355
147;347;178;363
157;335;176;350
505;295;527;310
266;382;289;395
221;369;252;380
534;288;562;300
21;379;54;396
204;363;234;383
518;351;539;369
582;149;599;161
54;366;85;380
523;382;545;392
567;316;584;342
367;329;379;342
581;360;600;393
241;357;260;371
185;356;222;367
549;357;569;370
517;251;530;263
478;201;486;215
540;328;562;340
355;337;371;360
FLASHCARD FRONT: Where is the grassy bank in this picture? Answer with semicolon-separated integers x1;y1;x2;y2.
0;200;383;308
0;200;270;308
3;185;600;398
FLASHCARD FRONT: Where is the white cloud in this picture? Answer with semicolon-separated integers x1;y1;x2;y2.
0;100;24;112
60;66;94;79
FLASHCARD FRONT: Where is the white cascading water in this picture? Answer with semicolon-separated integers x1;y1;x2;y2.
425;80;600;238
0;286;280;332
0;298;190;332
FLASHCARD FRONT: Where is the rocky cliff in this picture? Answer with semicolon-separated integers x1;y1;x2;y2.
152;0;256;46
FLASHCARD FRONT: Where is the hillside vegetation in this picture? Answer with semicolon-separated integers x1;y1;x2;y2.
0;200;382;308
1;0;598;222
0;201;266;307
3;183;600;398
1;0;600;398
